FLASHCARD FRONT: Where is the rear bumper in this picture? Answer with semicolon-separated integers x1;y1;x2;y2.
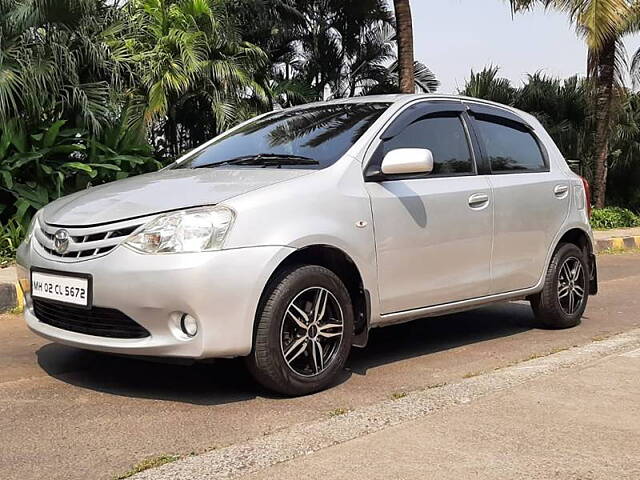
17;241;293;359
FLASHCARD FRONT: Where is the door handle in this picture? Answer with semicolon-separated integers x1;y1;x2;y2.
554;184;569;197
468;193;490;208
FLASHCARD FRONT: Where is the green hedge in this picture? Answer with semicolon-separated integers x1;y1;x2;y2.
591;207;640;230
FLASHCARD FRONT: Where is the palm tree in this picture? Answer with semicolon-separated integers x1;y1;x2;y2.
510;0;635;208
393;0;415;93
0;0;128;132
125;0;270;157
460;66;517;105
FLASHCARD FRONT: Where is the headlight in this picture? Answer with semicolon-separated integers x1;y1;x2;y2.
25;212;41;243
124;206;235;254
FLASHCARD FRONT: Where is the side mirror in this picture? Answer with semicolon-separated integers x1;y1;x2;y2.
381;148;434;176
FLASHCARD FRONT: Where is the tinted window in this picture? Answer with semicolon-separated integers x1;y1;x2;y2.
176;103;389;170
475;119;546;172
383;115;474;175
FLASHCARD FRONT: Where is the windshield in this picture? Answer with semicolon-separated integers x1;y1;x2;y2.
175;103;390;170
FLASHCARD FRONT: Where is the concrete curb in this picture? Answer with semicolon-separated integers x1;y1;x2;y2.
595;235;640;253
0;266;22;314
0;282;23;313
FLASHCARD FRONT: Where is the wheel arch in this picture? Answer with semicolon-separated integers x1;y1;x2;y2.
255;244;371;349
555;227;593;255
547;227;597;295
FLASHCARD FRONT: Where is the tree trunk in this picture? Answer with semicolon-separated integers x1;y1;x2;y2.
590;38;616;209
393;0;415;93
166;105;178;159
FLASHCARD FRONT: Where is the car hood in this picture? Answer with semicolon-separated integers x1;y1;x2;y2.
42;168;312;226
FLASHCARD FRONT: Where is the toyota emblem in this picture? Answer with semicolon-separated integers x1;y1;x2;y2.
54;229;70;254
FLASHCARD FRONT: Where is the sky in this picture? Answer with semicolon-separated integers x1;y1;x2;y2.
408;0;640;93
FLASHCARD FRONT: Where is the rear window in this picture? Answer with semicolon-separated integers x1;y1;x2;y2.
475;119;547;172
176;103;390;170
382;115;474;175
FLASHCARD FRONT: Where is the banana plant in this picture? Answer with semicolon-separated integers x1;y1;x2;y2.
85;104;162;183
0;119;158;225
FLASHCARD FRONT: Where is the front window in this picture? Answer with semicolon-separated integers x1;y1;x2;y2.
175;103;390;170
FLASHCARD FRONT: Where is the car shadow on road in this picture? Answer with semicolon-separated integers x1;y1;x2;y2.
36;301;536;405
346;301;536;375
36;345;260;405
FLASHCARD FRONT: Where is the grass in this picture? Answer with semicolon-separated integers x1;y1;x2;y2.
426;382;446;389
328;408;350;417
390;391;407;400
591;333;613;342
115;455;180;479
461;345;577;380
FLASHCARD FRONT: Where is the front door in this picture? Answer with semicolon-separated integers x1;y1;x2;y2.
365;102;494;314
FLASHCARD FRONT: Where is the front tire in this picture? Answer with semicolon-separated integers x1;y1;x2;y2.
246;265;354;396
530;243;589;329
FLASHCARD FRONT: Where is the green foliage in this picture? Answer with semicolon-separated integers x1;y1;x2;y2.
125;0;271;152
0;119;159;225
0;0;129;133
590;207;640;230
461;66;517;105
0;218;24;266
0;120;88;222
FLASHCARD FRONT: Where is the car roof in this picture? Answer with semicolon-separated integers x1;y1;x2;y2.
291;94;526;116
276;94;537;132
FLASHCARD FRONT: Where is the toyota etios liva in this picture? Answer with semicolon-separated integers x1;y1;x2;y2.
18;95;598;395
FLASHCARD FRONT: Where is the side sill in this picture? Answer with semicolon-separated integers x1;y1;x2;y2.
374;285;542;328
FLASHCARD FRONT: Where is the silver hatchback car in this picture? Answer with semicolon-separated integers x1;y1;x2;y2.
17;95;598;395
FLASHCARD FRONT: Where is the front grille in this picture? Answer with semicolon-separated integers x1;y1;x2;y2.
34;299;150;339
34;217;147;261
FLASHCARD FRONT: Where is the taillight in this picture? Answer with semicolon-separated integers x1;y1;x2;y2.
581;177;592;218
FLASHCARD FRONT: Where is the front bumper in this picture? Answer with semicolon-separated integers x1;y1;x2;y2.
17;241;293;359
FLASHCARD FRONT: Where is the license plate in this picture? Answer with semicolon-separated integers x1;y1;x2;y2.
31;270;91;307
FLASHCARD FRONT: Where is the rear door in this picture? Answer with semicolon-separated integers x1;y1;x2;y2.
465;102;570;294
365;101;494;314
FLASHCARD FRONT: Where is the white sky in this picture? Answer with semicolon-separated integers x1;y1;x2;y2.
407;0;640;93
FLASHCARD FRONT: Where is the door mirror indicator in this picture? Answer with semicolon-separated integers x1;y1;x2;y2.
380;148;434;176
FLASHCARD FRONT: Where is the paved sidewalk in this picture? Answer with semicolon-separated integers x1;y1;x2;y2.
0;265;16;283
594;226;640;239
242;344;640;480
134;330;640;480
594;227;640;252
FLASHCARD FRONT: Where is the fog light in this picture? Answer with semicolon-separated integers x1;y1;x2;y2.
180;314;198;337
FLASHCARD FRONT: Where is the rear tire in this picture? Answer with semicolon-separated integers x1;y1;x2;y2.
246;265;353;396
530;243;589;329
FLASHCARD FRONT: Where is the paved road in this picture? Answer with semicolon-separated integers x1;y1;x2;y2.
1;253;639;480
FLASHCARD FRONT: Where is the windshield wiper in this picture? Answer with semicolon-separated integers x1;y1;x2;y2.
194;154;319;169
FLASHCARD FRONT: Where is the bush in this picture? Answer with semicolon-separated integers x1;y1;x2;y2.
590;207;640;230
0;219;24;266
0;119;161;227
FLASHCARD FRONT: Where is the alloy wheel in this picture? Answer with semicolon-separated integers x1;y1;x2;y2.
280;286;344;377
557;256;586;315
